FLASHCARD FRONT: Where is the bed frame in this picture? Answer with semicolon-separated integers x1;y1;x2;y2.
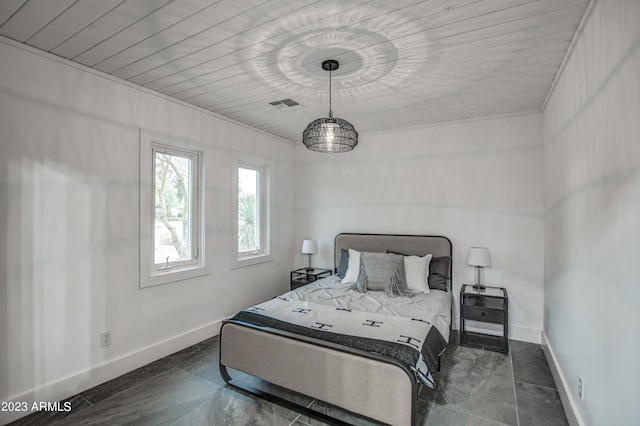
219;233;452;426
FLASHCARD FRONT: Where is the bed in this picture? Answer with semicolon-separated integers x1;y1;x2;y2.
219;233;453;426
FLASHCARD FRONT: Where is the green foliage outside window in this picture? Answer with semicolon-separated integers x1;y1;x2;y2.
155;152;191;262
238;193;257;252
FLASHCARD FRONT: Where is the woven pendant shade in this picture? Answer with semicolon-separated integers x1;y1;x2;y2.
302;117;358;153
302;59;358;153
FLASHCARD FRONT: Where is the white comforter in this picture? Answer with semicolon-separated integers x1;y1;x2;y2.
282;275;452;343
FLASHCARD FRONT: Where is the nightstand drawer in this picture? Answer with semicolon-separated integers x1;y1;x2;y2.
463;305;504;323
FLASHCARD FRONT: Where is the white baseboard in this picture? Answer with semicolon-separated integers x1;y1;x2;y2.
541;332;584;426
510;325;541;343
0;320;222;425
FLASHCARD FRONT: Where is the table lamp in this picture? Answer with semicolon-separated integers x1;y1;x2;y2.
467;247;491;291
301;240;318;271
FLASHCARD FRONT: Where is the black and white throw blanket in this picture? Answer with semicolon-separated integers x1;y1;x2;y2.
229;295;447;388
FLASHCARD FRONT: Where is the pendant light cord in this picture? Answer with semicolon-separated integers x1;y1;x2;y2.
329;65;333;119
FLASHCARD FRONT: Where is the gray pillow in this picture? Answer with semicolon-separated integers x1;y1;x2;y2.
428;256;451;291
336;248;348;279
385;250;450;292
354;252;412;297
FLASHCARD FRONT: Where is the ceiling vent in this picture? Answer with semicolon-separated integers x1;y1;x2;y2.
270;98;302;111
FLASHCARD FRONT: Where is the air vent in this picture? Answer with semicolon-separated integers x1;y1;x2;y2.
270;98;302;111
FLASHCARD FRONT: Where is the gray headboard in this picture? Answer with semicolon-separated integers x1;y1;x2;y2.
334;233;453;285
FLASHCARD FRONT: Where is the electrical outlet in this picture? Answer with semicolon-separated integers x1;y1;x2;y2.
101;330;111;347
578;376;584;400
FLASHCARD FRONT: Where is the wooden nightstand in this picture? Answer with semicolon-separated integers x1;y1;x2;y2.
460;284;509;353
290;268;331;291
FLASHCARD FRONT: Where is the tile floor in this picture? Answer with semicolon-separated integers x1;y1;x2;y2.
9;332;568;425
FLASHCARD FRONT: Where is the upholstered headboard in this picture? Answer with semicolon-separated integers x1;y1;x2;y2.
334;233;453;286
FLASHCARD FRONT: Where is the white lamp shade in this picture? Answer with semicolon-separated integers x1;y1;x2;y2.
301;240;318;255
467;247;491;267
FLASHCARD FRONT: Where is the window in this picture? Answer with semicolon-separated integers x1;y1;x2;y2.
233;153;271;267
152;147;199;270
140;131;208;288
237;166;261;255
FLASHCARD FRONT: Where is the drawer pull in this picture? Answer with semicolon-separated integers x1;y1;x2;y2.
481;312;486;317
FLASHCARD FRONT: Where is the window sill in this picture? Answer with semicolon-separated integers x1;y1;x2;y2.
141;264;211;288
232;253;273;269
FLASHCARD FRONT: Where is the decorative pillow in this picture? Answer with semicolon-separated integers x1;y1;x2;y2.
336;248;349;279
404;254;432;293
354;252;412;297
341;248;361;284
428;256;451;291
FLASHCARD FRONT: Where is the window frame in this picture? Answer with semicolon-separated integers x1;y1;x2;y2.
232;152;272;268
151;146;200;271
139;130;209;288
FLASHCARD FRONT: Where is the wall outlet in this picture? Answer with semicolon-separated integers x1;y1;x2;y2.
101;330;111;347
578;376;584;400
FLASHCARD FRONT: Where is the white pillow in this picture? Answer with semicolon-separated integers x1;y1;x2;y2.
404;254;432;293
341;248;361;284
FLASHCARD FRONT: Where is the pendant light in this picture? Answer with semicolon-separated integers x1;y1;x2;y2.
302;59;358;153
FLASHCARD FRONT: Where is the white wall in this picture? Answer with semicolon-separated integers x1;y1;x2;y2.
542;1;640;425
0;38;294;423
294;113;544;343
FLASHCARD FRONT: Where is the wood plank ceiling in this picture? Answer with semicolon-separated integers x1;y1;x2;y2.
0;0;589;143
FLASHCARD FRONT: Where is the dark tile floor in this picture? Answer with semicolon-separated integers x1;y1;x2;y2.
9;332;568;426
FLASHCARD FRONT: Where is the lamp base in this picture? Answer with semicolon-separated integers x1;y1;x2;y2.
305;267;314;272
473;266;485;291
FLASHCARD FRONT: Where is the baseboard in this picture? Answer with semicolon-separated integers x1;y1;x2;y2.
541;332;584;426
510;325;541;343
0;320;222;425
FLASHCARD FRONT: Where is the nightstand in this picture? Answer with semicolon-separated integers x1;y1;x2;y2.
290;268;331;291
460;284;509;353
